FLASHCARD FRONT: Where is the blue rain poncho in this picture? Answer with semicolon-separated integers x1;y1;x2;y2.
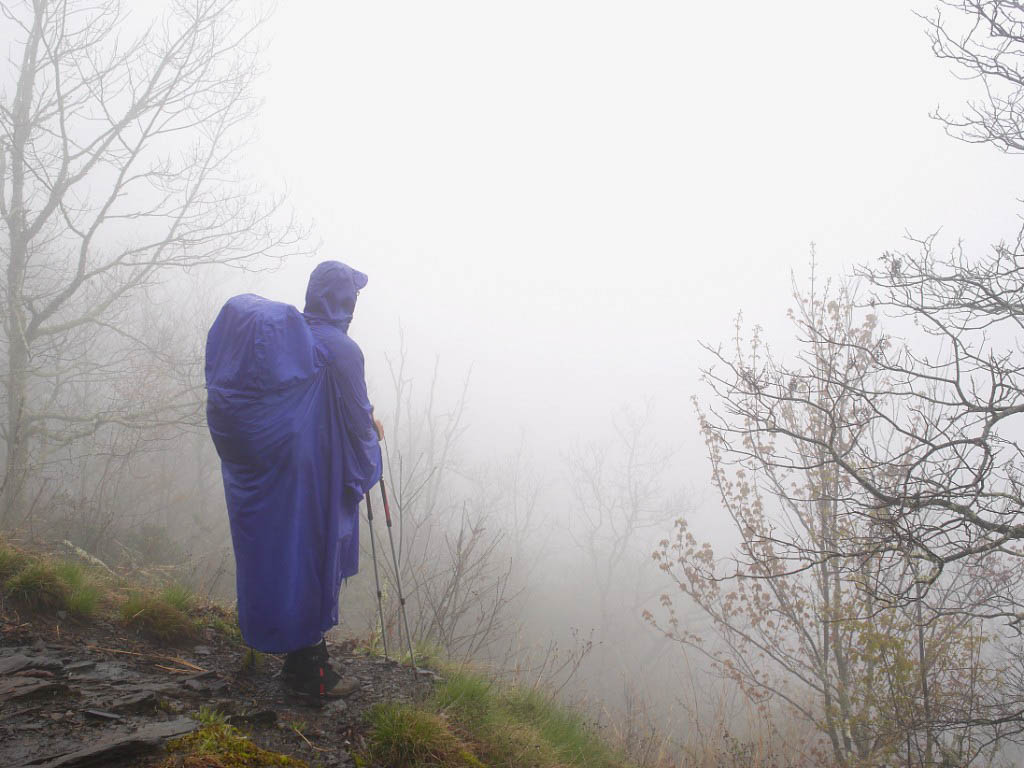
205;262;382;653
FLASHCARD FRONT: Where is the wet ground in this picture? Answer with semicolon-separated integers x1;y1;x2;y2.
0;614;435;767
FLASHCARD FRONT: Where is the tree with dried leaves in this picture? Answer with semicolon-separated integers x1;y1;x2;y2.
651;274;1022;766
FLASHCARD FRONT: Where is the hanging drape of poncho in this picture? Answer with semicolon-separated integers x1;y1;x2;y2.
205;262;382;653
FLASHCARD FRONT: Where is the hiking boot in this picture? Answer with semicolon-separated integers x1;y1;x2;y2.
282;639;359;699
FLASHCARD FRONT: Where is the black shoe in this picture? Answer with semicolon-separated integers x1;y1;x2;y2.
282;639;358;698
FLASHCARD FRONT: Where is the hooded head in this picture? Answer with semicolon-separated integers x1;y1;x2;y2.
303;261;369;332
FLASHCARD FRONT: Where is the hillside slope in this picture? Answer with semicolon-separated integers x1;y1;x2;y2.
0;543;634;768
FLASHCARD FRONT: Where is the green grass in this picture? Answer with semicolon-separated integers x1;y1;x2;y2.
433;670;494;728
0;541;232;646
203;603;244;644
65;583;102;617
366;703;484;768
53;560;103;617
362;668;632;768
160;583;195;612
0;542;107;618
196;705;228;726
505;686;618;767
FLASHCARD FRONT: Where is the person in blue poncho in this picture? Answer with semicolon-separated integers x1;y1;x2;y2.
205;261;383;698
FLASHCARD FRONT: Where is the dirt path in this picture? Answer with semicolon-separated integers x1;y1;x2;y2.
0;614;434;767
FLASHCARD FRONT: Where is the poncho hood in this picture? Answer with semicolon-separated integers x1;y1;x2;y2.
303;261;369;332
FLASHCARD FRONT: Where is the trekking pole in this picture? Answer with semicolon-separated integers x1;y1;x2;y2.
364;491;389;661
378;475;418;672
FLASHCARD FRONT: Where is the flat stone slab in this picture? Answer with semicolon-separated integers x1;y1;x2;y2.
0;654;61;677
22;717;198;768
0;676;67;703
106;690;157;713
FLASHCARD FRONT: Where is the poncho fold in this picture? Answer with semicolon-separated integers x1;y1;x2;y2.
205;262;382;653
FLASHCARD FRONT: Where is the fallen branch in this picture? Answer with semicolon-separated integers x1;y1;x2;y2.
87;646;207;673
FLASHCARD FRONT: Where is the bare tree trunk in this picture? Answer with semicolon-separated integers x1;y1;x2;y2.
1;3;43;524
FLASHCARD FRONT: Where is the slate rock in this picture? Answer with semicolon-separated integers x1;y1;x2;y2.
82;710;122;722
107;690;157;713
0;654;61;676
0;676;67;703
227;709;278;727
23;717;198;768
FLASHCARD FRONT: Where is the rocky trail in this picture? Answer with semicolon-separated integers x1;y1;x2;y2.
0;614;435;767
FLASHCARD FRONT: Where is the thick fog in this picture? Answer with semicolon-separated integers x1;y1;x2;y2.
6;1;1024;765
240;0;1022;468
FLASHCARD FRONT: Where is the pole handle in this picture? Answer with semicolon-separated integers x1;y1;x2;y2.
379;476;393;527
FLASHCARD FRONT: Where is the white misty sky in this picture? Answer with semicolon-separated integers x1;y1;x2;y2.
236;1;1022;478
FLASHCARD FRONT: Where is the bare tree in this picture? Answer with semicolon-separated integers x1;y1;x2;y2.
925;1;1024;153
0;0;306;524
567;401;677;630
347;337;526;662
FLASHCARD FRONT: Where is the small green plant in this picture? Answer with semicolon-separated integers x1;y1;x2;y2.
209;610;243;643
241;647;264;673
196;705;228;726
4;561;70;610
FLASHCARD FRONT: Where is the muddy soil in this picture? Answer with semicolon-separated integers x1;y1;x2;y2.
0;613;434;767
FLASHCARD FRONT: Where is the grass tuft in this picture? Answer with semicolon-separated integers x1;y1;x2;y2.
434;671;494;728
366;702;484;768
196;705;228;726
161;583;195;612
120;590;197;643
4;561;71;610
505;686;617;767
363;668;631;768
65;583;102;617
0;543;29;581
53;560;103;617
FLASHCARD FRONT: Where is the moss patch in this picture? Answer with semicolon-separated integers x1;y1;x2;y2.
164;720;307;767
